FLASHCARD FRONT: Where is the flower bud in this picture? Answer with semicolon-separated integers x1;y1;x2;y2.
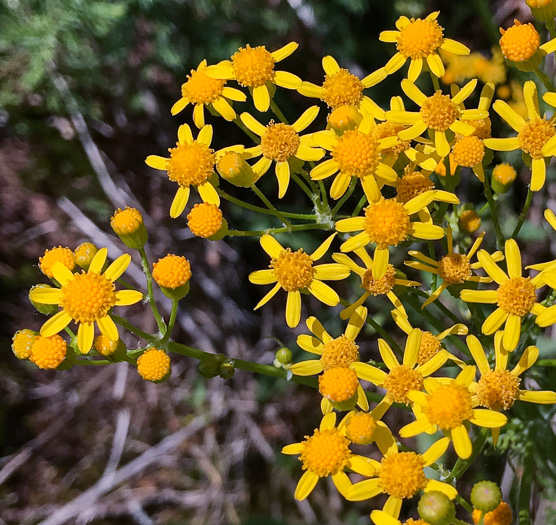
526;0;556;23
275;347;293;367
74;242;99;270
327;105;362;134
472;501;512;525
187;202;228;240
137;348;171;382
219;361;235;379
471;481;502;513
152;254;192;300
197;353;227;378
417;491;456;525
12;329;39;360
39;246;75;278
110;207;148;250
94;334;127;361
217;151;258;187
30;334;68;370
491;163;516;194
458;209;481;234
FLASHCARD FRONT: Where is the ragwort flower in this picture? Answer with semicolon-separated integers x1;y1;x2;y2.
335;191;450;280
400;366;508;459
379;12;470;82
29;248;143;354
171;60;247;127
240;106;324;197
248;233;349;328
205;42;301;112
484;81;556;191
460;239;546;351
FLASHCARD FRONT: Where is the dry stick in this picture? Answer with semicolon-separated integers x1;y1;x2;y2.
38;417;206;525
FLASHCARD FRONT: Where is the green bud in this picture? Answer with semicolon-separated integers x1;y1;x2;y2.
74;242;99;270
275;347;293;366
197;353;226;378
418;491;456;525
29;284;59;315
219;362;235;379
110;207;148;250
471;481;502;513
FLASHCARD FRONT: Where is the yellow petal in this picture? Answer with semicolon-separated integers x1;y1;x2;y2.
97;315;119;341
308;280;340;306
222;86;247;102
252;85;270;112
370;510;399;525
483;137;520;152
505;238;522;279
441;38;470;55
378;339;400;370
274;70;302;89
345;306;367;341
422;436;450;466
361;174;381;203
502;314;522;352
314;263;350;280
104;254;132;282
340;232;370;252
477;250;509;284
170;97;189;116
452;79;477;106
311;158;339;180
260;234;283;258
289;360;323;376
275;162;290;199
145;155;168;170
240;112;266;137
114;289;143;307
518;390;556;404
511;345;539;375
531;158;547;192
29;286;62;305
403;329;421;367
399;418;435;438
41;310;72;337
88;247;108;275
330;173;351;200
425;479;459;500
350;362;387;385
470;409;507;428
282;442;304;455
294;471;319;501
170;186;190;218
77;322;95;354
466;335;490;376
254;283;281;310
460;289;498;304
451;424;472;459
384;53;406;74
178;123;193;144
193;103;205;129
249;269;277;285
426;53;445;78
332;472;353;499
350;455;377;477
482;308;509;335
407;57;423;82
409;222;445;240
492;99;526;132
271;41;298;62
286;290;302;328
346;478;382;501
523;80;540;120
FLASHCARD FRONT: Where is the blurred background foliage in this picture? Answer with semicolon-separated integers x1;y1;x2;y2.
1;0;556;523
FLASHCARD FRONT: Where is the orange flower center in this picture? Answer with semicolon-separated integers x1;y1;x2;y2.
232;45;275;87
261;122;300;162
424;382;474;429
271;248;315;292
397;18;444;59
322;69;364;108
452;136;485;167
61;272;116;323
396;170;435;203
320;335;360;370
345;411;377;445
187;202;223;238
497;277;536;316
299;428;352;477
167;141;216;187
182;68;225;104
421;91;459;131
517;118;555;159
332;129;381;178
419;331;442;365
362;264;396;295
363;198;410;246
438;253;472;285
383;364;424;404
476;370;521;410
499;21;540;62
379;451;427;498
318;367;359;403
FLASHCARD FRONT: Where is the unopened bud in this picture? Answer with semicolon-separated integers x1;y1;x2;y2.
217;152;257;187
74;242;99;270
111;207;148;249
327;105;362;134
471;481;502;513
417;491;456;525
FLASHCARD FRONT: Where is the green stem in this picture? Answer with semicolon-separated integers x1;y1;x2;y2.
160;300;178;344
227;222;332;236
249;182;293;228
445;428;488;483
456;495;473;515
429;70;440;91
482;178;505;248
291;171;316;200
537;359;556;366
331;178;357;215
111;313;153;341
139;247;166;333
518;445;534;525
233;116;260;144
547;19;556;39
534;67;555;92
74;359;112;366
434;168;459;226
428;241;438;290
318;180;330;214
511;187;533;239
353;194;368;216
217;188;316;220
270;100;289;124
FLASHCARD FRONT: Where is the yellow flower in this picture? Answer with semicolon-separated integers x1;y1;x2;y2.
30;334;67;370
386;79;488;158
12;329;38;360
205;42;301;112
39;246;75;279
460;239;546;351
345;437;457;514
335;191;451;279
341;409;396;452
145;124;241;218
349;329;449;412
458;209;482;233
400;366;507;459
298;55;386;118
310;115;399;202
371;511;430;525
472;501;512;525
137;348;171;382
28;247;143;354
332;247;420;319
187;202;225;238
379;12;470;82
171;60;247;127
406;227;493;307
240;107;323;198
484;81;555;191
248;233;349;328
282;412;375;501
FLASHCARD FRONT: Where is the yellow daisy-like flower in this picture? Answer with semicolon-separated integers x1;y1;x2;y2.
248;233;350;328
386;79;488;158
346;437;457;516
467;334;556;411
39;246;75;279
310;116;399;202
350;329;449;414
240;107;324;198
170;60;247;127
332;247;420;319
205;42;301;112
406;227;493;308
484;81;556;191
28;247;143;354
400;366;508;459
371;511;430;525
460;239;546;352
391;309;468;366
335;191;450;280
340;409;396;453
145;124;232;218
298;55;386;118
379;12;470;82
281;412;375;501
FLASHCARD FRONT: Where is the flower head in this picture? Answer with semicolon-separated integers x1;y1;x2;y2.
472;501;512;525
74;242;98;270
379;12;469;82
187;202;225;238
248;234;349;328
30;334;67;369
153;254;192;290
460;239;546;351
111;207;148;249
205;42;301;112
137;348;171;382
29;248;143;354
459;209;482;233
39;246;75;279
12;329;38;360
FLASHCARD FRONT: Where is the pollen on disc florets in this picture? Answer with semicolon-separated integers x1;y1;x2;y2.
499;21;540;62
182;68;225;104
396;170;435;204
187;202;223;238
328;105;362;134
383;365;424;404
30;334;67;370
418;331;442;365
61;272;116;323
459;209;481;233
476;370;521;410
379;451;427;499
167;141;216;187
517;118;555;159
469;117;492;140
39;246;75;278
438;253;472;285
12;329;38;360
397;18;444;59
111;207;143;235
420;91;459;131
364;198;411;246
332;129;381;178
497;277;536;316
320;335;360;370
345;411;377;444
452;136;485;167
372;121;411;155
424;382;474;429
493;163;517;185
231;45;275;87
271;248;315;292
472;501;513;525
152;255;192;289
260;122;300;162
137;348;171;382
362;264;396;295
404;520;428;525
319;366;359;403
322;69;364;108
299;427;352;477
